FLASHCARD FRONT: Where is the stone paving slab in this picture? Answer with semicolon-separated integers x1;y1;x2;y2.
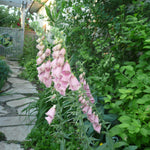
0;94;26;102
1;83;10;92
6;88;38;94
6;61;20;68
10;68;22;78
0;125;34;141
0;116;35;127
17;105;37;116
6;97;36;108
0;142;24;150
0;106;8;116
7;78;31;84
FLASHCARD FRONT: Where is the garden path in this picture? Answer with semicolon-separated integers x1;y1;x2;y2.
0;60;38;150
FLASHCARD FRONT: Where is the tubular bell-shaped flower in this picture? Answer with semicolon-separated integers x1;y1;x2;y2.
52;44;62;51
45;105;56;125
45;48;51;57
69;74;81;91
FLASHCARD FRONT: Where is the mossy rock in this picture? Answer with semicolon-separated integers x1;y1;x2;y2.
0;131;6;141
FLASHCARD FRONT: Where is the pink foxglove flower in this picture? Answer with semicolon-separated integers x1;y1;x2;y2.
80;98;86;104
44;77;52;88
61;80;69;89
38;72;45;82
45;105;56;125
88;112;96;123
87;106;92;116
36;44;45;51
89;96;95;104
56;87;66;96
61;62;71;76
82;103;90;114
36;57;43;65
52;44;61;51
45;60;51;71
84;83;90;91
79;95;83;102
94;115;99;124
51;59;57;68
41;36;45;40
86;90;92;97
45;48;51;57
36;38;41;43
44;70;50;79
59;48;66;56
52;66;62;78
57;57;64;66
45;116;53;125
41;63;46;70
54;80;62;90
61;73;71;82
41;53;46;61
37;66;43;74
37;50;43;57
52;51;60;59
69;74;81;91
93;123;101;134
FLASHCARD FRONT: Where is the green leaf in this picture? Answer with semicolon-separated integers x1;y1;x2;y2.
140;128;149;137
45;6;55;23
143;46;150;49
137;94;150;104
119;88;134;94
120;94;127;99
143;87;150;93
104;95;112;103
119;123;130;128
109;125;123;136
96;143;109;150
106;133;114;150
119;116;131;123
123;145;138;150
114;141;128;148
103;114;118;122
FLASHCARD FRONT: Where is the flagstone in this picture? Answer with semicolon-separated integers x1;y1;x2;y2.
6;97;36;107
0;125;34;141
1;82;10;92
17;104;37;116
0;142;24;150
0;94;26;102
6;87;38;94
10;68;22;77
0;106;8;116
0;116;35;127
7;78;31;84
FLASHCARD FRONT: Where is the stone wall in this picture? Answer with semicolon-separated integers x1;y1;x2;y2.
0;27;24;60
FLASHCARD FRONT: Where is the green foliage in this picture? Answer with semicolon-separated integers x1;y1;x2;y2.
23;0;150;149
20;59;38;82
105;44;150;148
19;34;38;82
0;59;11;91
0;6;20;27
19;35;38;67
0;34;13;47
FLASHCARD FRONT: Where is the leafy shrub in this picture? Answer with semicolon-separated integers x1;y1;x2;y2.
0;59;11;91
104;16;150;149
19;35;38;67
20;59;38;82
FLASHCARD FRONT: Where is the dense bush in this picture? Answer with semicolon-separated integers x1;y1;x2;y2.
19;34;38;82
23;0;150;150
0;59;11;91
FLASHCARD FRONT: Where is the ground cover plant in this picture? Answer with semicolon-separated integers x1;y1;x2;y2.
23;0;150;150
